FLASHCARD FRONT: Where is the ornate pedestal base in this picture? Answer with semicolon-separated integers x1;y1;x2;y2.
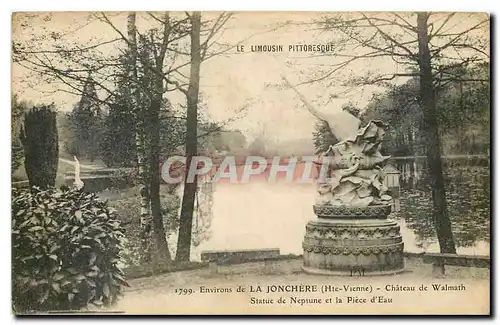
302;204;405;276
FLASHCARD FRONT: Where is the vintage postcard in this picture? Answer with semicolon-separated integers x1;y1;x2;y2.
11;11;490;315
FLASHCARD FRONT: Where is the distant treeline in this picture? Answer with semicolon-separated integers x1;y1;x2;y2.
312;63;490;157
362;63;490;157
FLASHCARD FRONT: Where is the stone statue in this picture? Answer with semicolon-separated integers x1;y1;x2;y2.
283;75;405;276
281;75;392;207
73;156;84;190
314;120;393;207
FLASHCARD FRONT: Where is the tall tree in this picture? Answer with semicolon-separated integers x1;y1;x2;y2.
69;74;103;161
13;12;242;262
176;12;202;262
20;105;59;189
98;52;137;168
127;12;153;262
138;14;176;261
100;96;137;167
416;12;456;253
361;79;424;156
97;12;234;262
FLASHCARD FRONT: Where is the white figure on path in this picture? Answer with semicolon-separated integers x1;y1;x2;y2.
73;156;84;190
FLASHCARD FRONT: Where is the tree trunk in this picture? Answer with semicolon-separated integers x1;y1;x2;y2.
127;12;153;262
147;12;173;262
176;12;202;262
416;12;456;254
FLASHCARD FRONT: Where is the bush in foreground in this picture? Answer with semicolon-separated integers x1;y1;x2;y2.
12;186;128;313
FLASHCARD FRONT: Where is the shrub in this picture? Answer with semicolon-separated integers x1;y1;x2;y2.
109;168;138;189
11;144;24;176
103;185;181;267
12;186;128;313
19;105;59;189
11;95;27;175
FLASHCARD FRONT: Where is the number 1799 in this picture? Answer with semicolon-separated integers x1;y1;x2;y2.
175;288;194;295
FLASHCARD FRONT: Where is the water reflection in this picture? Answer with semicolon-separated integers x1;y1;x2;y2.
190;157;490;260
392;157;490;254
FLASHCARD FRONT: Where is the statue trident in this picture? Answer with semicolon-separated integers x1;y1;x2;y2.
281;74;361;142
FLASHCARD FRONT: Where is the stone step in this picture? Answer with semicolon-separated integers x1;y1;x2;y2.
422;253;490;268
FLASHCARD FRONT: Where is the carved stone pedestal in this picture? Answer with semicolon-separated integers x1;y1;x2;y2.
302;204;405;276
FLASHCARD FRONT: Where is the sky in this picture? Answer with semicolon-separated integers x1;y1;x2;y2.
11;12;489;144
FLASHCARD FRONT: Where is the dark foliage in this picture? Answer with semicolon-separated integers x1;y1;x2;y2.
100;101;137;168
68;76;103;161
19;105;59;189
11;95;27;175
12;187;129;313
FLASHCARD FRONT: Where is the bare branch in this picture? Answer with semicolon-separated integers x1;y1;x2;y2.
158;12;171;65
430;19;489;57
438;77;489;83
452;43;489;58
147;12;167;25
98;12;130;45
165;78;188;95
13;38;121;56
362;13;418;59
351;72;419;86
428;13;455;41
392;13;417;32
201;12;233;60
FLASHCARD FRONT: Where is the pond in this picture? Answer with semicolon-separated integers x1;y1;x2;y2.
188;156;491;261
